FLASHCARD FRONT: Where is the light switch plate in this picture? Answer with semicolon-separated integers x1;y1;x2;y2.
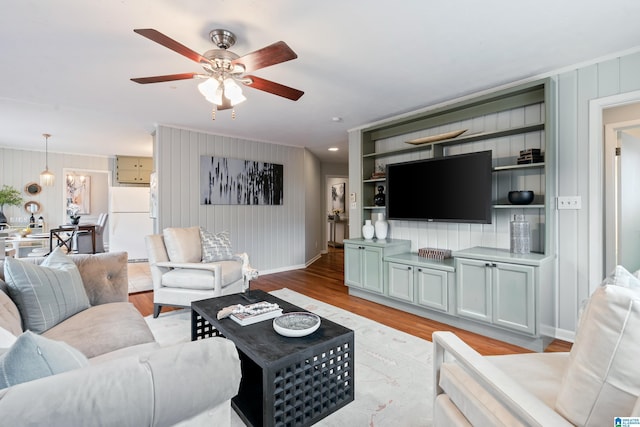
557;196;582;210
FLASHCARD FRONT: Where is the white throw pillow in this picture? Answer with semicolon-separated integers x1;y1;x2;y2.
601;265;640;289
200;228;234;262
162;227;202;263
555;285;640;425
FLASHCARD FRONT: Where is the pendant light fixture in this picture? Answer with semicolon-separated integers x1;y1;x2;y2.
40;133;55;187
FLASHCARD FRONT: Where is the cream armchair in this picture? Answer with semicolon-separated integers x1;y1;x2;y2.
145;226;258;318
433;278;640;426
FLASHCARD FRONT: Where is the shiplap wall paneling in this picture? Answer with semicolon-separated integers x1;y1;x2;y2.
155;125;309;273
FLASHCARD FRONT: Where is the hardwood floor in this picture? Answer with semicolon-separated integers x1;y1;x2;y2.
129;247;571;356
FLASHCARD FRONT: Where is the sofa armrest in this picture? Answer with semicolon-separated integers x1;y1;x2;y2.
156;261;222;272
0;338;241;427
433;331;572;427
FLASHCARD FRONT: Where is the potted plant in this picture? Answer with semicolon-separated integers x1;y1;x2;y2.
0;185;23;225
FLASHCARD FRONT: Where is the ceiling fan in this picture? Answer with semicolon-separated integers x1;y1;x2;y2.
131;28;304;116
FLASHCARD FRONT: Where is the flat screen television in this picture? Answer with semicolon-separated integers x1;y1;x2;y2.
386;150;492;223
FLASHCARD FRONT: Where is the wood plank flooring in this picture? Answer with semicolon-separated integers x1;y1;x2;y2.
129;248;571;356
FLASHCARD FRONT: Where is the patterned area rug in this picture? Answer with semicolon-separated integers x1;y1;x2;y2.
145;288;434;426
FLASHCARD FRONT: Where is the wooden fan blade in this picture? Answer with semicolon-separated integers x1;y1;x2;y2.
245;76;304;101
130;72;199;84
134;29;211;64
232;41;298;73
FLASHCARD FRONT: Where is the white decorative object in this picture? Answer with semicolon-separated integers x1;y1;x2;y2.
362;220;375;239
374;213;388;240
273;312;321;337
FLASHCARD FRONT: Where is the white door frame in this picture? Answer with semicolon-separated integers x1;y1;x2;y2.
588;89;640;294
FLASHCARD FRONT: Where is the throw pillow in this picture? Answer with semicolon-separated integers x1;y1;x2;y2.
163;226;202;263
601;265;640;289
4;247;90;333
200;228;234;262
0;331;88;389
555;285;640;426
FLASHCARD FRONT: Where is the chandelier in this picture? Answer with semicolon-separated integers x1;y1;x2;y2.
40;133;54;187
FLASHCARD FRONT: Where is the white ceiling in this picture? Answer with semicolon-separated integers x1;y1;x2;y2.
1;0;640;164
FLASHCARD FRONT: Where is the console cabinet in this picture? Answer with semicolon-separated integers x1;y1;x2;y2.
385;253;455;313
344;238;410;294
456;257;535;335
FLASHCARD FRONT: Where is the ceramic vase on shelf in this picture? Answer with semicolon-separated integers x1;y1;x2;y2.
362;220;375;240
374;213;388;240
510;214;530;254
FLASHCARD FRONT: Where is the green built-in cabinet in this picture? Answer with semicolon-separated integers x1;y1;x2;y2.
345;78;557;351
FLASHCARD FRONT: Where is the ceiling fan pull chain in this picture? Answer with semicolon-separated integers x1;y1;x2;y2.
232;108;236;120
211;107;216;121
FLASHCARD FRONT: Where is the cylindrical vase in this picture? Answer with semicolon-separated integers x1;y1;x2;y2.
510;214;530;254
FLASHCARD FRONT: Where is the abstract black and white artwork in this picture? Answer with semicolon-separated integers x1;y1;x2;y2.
200;156;284;205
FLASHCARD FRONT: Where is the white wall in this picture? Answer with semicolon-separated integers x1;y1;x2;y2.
554;51;640;337
153;125;323;274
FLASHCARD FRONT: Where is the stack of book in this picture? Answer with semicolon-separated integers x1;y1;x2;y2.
230;301;283;326
370;171;386;180
517;148;544;164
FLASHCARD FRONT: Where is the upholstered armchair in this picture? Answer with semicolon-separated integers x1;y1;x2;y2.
433;268;640;426
145;226;258;317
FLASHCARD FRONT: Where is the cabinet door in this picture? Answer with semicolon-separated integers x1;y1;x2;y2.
493;263;536;334
344;245;363;287
362;246;384;293
116;169;141;183
456;258;492;323
416;267;448;312
387;262;414;302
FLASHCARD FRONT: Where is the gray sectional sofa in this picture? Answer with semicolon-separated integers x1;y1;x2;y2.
0;250;241;427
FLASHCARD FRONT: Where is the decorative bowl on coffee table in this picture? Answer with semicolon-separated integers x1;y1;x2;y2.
273;312;321;337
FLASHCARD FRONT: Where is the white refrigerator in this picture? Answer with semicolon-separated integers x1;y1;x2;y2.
109;187;153;260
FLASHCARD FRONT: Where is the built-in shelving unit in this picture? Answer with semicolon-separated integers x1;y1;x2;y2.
346;78;558;351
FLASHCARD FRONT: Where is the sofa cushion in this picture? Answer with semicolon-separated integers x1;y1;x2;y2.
3;248;90;333
0;326;17;349
163;227;201;263
200;228;234;262
555;284;640;426
42;302;155;359
0;331;88;389
161;260;243;290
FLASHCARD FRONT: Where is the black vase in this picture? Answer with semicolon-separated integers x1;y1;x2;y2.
70;216;80;225
0;210;7;227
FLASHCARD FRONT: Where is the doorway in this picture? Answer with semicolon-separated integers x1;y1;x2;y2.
604;118;640;274
589;91;640;293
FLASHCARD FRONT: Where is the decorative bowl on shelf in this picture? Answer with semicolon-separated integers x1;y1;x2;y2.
508;190;535;205
273;312;321;337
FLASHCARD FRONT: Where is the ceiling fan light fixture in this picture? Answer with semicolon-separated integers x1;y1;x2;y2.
223;78;246;106
198;78;220;103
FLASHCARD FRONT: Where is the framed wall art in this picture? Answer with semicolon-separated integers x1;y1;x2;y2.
200;156;284;205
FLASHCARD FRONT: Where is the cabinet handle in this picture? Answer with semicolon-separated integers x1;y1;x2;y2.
485;263;497;268
485;263;492;267
407;266;412;270
417;268;422;272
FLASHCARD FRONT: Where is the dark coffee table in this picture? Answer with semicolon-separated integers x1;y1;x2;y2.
191;290;355;427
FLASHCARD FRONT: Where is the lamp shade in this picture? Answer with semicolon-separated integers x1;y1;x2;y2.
40;169;55;186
